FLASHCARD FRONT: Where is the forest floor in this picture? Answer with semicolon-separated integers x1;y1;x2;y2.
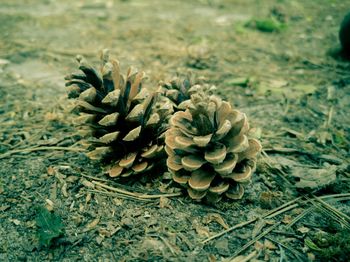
0;0;349;261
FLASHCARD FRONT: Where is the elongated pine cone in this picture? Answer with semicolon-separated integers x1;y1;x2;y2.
65;50;166;178
165;91;262;202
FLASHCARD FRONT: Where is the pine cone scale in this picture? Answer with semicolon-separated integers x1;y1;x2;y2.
187;188;207;200
204;143;227;164
119;152;137;168
99;131;120;144
77;100;107;114
225;184;245;200
227;135;249;153
101;89;121;106
209;181;229;194
122;126;141;141
213;153;238;175
181;155;206;171
193;134;212;147
188;169;216;191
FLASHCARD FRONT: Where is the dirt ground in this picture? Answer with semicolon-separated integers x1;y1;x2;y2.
0;0;349;261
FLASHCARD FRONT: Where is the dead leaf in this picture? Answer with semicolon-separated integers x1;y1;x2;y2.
282;215;293;224
269;156;338;189
45;199;54;211
159;196;171;209
10;218;21;225
85;192;92;204
204;213;229;230
214;238;230;256
193;221;210;238
81;179;95;189
66;176;79;183
254;240;264;251
307;252;316;261
99;228;111;237
292;165;337;189
84;218;100;232
0;205;10;211
230;250;258;262
141;238;165;253
61;183;68;198
252;219;267;238
96;235;104;245
113;197;123;206
297;226;310;234
47;166;56;176
44;112;63;122
208;254;217;262
264;239;277;250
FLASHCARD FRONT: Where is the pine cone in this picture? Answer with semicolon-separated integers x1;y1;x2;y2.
65;50;166;178
165;91;262;202
157;76;215;111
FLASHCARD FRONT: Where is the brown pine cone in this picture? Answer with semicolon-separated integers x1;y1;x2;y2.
157;76;215;111
165;91;262;202
65;50;167;178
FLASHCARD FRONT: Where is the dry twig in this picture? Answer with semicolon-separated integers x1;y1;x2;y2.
265;236;304;262
91;181;182;200
0;146;85;160
230;222;280;259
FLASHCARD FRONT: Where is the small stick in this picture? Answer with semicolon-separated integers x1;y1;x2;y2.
265;236;304;262
286;207;314;228
92;181;182;199
320;193;350;200
201;218;257;244
79;173;111;182
265;203;299;219
271;230;304;240
201;193;350;245
147;234;178;255
87;189;152;202
314;194;350;222
0;146;85;160
227;250;258;262
326;105;334;127
202;196;302;244
263;147;300;153
230;222;281;258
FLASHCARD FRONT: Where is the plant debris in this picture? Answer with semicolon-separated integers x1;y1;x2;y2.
35;206;64;248
246;17;287;32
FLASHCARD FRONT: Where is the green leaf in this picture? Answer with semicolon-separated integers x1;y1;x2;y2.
226;77;250;87
35;206;64;247
305;237;322;251
254;18;287;32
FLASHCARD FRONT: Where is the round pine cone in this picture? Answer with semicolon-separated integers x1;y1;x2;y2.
65;50;166;178
157;76;215;111
165;91;262;202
